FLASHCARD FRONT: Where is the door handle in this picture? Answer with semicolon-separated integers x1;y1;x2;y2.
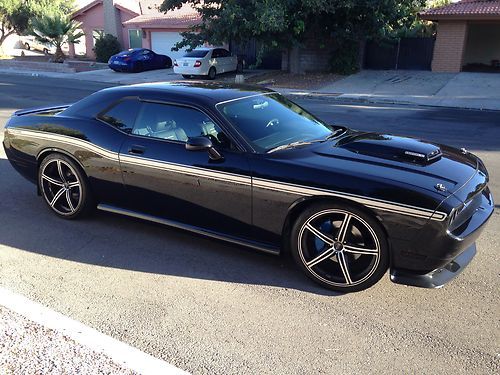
128;145;145;155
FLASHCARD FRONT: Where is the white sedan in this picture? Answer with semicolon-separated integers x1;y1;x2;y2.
174;47;242;80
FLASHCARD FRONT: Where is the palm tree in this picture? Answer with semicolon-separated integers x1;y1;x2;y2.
31;13;83;63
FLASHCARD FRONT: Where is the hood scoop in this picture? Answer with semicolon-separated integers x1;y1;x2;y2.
338;133;442;165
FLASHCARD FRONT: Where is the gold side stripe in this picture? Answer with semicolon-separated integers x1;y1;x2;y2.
120;154;252;186
253;178;447;221
7;128;447;222
8;128;119;161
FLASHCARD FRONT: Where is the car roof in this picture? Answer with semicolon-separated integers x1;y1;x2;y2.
100;81;275;106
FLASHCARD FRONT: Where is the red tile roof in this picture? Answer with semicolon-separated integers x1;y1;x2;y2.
420;0;500;20
124;2;201;28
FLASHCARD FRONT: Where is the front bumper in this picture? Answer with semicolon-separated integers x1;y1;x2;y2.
390;243;476;288
389;186;493;288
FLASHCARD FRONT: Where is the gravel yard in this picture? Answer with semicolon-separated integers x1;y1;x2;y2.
0;305;137;375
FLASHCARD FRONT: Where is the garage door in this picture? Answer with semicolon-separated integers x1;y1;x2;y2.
151;32;187;61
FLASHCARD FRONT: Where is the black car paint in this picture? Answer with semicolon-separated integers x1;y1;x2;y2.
3;82;494;287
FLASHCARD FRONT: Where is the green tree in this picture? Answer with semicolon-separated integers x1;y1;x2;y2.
31;13;83;62
160;0;427;73
0;0;74;55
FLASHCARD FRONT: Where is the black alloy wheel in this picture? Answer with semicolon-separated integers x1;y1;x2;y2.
38;154;94;219
291;202;389;292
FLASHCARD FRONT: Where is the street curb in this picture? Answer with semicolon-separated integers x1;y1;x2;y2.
0;287;189;375
276;89;500;113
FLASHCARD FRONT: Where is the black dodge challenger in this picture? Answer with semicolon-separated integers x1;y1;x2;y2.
3;82;494;292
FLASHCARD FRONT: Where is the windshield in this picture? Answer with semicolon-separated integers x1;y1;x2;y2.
184;50;210;58
216;93;335;152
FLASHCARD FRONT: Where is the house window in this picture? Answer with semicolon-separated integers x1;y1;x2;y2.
128;29;142;49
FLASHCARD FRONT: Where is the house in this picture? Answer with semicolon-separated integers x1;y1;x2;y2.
420;0;500;72
71;0;200;59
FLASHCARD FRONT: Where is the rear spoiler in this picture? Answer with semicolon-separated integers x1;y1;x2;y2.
14;104;73;116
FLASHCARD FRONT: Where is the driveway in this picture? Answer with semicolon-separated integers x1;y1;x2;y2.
318;70;500;111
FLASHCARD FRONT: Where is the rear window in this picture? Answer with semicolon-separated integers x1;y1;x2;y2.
183;50;209;58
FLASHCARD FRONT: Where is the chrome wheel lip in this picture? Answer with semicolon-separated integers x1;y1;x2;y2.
40;159;82;216
298;209;381;288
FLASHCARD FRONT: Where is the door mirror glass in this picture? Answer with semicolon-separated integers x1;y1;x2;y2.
186;137;224;161
186;136;212;151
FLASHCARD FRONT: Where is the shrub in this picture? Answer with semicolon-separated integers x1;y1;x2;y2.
329;41;361;75
94;33;121;63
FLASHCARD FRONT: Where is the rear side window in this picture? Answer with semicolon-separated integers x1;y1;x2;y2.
184;50;209;58
98;99;141;133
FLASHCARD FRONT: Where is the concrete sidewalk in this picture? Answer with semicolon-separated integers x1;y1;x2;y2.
315;70;500;111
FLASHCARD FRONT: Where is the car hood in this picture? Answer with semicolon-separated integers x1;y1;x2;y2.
295;131;479;198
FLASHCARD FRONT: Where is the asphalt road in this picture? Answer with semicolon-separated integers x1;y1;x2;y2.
0;73;499;374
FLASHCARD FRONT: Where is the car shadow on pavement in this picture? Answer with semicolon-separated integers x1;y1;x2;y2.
0;159;340;296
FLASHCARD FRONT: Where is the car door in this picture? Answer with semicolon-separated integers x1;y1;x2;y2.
220;49;236;72
118;100;254;239
139;49;154;70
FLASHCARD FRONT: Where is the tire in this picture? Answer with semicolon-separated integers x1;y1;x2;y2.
43;48;49;55
24;43;30;50
165;57;172;68
236;61;243;73
182;74;191;79
207;67;216;80
38;153;95;219
290;202;389;293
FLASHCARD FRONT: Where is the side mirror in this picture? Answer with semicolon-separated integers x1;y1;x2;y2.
186;137;224;161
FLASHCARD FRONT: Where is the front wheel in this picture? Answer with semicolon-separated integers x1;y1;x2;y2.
290;202;389;293
38;154;94;219
24;43;30;50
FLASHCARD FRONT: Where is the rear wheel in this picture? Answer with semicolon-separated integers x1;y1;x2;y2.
290;202;389;292
208;67;216;80
24;43;30;50
182;74;191;79
38;154;94;219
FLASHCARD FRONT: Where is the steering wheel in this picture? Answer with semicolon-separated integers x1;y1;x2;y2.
266;118;280;128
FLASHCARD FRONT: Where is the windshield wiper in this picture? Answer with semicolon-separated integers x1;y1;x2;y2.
267;141;313;154
322;128;346;141
267;140;318;154
267;128;347;154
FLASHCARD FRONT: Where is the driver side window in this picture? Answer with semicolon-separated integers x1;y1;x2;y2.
131;102;232;149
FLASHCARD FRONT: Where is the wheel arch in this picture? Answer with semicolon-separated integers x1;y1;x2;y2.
36;148;88;194
281;195;391;254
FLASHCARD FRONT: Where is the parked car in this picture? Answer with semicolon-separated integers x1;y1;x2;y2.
20;36;55;55
174;47;242;79
108;48;172;73
3;82;494;293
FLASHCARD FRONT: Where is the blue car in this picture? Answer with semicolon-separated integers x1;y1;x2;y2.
108;48;172;73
